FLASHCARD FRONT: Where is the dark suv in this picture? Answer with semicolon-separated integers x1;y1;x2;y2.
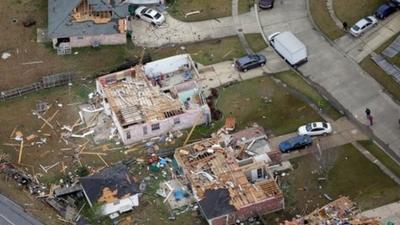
234;54;267;72
259;0;274;9
375;2;397;19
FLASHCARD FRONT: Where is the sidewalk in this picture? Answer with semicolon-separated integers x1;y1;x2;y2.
361;201;400;224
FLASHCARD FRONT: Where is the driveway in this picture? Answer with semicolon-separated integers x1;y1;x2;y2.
0;194;43;225
335;12;400;63
268;117;367;161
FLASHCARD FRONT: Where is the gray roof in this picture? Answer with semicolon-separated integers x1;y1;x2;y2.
48;0;129;39
79;164;139;205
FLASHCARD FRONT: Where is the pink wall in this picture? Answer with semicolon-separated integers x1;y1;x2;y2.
120;106;211;145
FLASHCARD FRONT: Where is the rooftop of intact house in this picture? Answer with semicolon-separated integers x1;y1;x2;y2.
48;0;129;38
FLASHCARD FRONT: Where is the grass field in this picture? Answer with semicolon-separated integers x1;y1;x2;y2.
149;33;267;66
359;140;400;178
309;0;345;40
274;70;342;120
268;144;400;223
333;0;385;25
213;74;322;136
167;0;254;22
359;32;400;102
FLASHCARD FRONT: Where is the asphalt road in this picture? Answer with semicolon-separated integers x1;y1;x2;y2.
0;194;43;225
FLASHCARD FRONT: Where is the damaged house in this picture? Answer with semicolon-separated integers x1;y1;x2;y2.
96;54;211;145
48;0;130;52
174;126;284;225
80;164;139;219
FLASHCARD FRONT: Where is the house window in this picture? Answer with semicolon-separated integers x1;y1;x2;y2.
143;126;148;135
257;168;263;179
151;123;160;131
174;117;180;125
126;131;131;139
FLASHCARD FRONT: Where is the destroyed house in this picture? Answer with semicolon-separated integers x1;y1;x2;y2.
96;54;211;145
48;0;129;51
229;126;281;165
174;137;284;225
79;164;139;219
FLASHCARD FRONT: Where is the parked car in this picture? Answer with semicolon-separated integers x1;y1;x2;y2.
268;31;308;67
279;135;313;153
259;0;274;9
234;54;266;72
350;16;378;37
390;0;400;7
298;122;332;136
135;6;165;26
375;2;397;19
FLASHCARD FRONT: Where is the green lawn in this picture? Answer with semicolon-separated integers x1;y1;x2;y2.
309;0;345;40
274;70;342;120
167;0;254;22
281;144;400;217
333;0;385;25
359;32;400;101
360;56;400;101
149;34;266;66
214;74;322;135
358;140;400;178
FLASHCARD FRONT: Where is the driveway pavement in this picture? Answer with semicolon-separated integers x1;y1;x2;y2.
335;12;400;63
0;194;43;225
268;117;367;161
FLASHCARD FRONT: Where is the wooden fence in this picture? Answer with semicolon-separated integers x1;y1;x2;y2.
0;72;73;101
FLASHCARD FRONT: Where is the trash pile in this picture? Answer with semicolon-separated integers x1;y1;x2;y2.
283;196;380;225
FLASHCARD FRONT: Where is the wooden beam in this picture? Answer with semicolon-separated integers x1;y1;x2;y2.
80;152;107;156
17;140;24;164
97;154;109;167
41;109;60;129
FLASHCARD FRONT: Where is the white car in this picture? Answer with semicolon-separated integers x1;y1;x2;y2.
135;6;165;26
350;16;378;37
298;122;332;136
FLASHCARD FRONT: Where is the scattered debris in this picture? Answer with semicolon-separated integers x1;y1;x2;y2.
283;197;380;225
185;11;201;18
1;52;11;60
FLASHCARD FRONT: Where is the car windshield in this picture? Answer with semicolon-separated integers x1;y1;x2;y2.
322;122;328;128
251;55;260;60
306;124;312;131
352;25;360;31
140;8;147;14
154;13;161;19
365;17;372;23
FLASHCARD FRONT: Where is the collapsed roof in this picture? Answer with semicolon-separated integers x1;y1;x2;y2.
175;128;283;220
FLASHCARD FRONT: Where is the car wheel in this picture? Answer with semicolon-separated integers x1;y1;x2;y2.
323;132;328;136
151;22;156;26
243;68;248;72
135;15;140;19
260;63;265;67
